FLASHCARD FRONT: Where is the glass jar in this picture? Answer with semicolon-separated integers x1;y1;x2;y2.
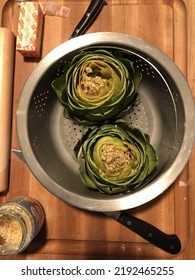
0;196;44;255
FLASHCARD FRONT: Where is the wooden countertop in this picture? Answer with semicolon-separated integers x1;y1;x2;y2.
0;0;195;260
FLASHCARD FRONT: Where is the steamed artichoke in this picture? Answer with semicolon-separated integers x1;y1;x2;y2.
52;50;142;125
74;120;158;194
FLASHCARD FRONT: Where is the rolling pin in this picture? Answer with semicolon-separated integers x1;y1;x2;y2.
0;25;15;191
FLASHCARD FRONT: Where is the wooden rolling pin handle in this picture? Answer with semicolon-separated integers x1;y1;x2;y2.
0;27;15;192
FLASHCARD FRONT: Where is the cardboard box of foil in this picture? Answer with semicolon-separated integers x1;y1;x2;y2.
16;2;43;58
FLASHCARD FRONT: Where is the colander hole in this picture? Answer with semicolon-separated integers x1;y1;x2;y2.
60;59;65;64
33;91;51;117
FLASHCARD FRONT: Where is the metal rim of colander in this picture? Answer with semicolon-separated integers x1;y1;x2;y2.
16;32;195;211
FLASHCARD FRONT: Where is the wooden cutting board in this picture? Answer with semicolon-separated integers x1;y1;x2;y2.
0;0;195;260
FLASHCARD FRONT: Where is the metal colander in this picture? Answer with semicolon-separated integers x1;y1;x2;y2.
16;32;195;211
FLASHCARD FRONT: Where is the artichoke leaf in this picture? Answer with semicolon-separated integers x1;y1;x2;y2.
145;142;159;173
51;75;66;103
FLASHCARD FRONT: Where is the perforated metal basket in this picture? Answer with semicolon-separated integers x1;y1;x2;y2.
16;33;195;211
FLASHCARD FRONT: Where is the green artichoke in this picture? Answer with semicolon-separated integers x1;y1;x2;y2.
74;120;158;194
52;50;142;125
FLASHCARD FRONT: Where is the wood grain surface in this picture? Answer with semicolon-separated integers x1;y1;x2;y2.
0;0;194;260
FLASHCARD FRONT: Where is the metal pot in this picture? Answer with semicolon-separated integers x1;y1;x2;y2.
16;32;195;213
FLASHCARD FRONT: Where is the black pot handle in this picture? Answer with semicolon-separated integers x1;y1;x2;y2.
70;0;105;39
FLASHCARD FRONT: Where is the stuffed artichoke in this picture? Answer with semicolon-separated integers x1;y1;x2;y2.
74;120;158;194
52;50;142;125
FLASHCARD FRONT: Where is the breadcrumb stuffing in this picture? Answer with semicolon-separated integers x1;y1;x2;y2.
81;75;106;96
100;141;136;173
0;215;22;246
